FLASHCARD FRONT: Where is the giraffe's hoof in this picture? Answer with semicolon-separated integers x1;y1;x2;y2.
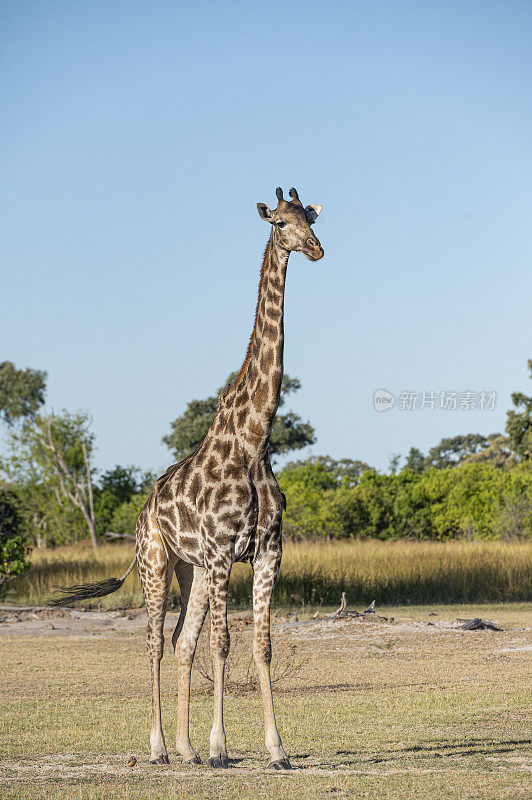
208;755;229;768
150;754;170;765
186;754;201;765
267;758;292;770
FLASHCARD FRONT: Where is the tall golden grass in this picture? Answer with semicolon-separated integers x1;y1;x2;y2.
5;539;531;608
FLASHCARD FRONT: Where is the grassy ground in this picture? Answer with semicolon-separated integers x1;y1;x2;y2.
0;602;530;799
5;539;532;608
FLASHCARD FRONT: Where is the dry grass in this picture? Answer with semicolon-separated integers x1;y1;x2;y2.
4;539;532;609
0;602;530;799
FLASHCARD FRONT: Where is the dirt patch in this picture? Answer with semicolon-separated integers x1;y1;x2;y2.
0;605;158;638
4;750;529;782
277;612;513;641
0;604;528;643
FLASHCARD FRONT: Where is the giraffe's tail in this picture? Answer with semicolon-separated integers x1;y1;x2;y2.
46;556;137;607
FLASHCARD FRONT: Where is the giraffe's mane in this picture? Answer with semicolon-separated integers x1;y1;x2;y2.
228;236;271;393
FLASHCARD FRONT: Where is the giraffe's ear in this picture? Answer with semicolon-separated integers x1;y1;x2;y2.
257;203;274;223
305;204;323;225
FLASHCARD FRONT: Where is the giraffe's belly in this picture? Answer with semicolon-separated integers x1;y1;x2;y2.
169;530;206;567
160;526;254;567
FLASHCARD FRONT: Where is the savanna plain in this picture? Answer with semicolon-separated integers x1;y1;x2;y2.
0;540;530;800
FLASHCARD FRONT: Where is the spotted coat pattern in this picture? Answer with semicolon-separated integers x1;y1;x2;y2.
136;188;324;768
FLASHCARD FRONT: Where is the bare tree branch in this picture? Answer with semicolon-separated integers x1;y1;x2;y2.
82;434;95;524
38;415;99;548
103;531;136;542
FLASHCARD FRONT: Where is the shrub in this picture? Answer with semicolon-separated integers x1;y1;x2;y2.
276;459;532;541
0;485;31;592
109;492;150;537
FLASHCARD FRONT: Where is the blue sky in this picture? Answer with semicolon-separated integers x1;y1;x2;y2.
2;1;531;476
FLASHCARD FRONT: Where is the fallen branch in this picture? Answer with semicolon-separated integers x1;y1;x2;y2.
311;594;387;621
103;532;136;542
332;592;348;616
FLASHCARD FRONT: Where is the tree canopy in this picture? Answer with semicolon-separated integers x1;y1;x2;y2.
283;455;372;488
405;447;425;474
2;410;99;547
423;433;501;470
276;457;532;542
0;362;46;426
506;359;532;460
94;465;154;537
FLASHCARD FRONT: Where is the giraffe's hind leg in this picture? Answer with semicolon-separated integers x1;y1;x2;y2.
172;561;209;763
137;521;175;765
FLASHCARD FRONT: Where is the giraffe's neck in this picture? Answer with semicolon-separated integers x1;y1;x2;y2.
226;233;289;461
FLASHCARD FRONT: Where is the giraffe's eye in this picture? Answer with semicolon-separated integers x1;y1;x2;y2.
276;221;286;229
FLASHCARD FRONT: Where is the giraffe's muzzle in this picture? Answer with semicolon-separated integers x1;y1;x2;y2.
303;236;324;261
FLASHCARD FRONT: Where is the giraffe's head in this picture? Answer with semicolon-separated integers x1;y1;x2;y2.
256;187;324;261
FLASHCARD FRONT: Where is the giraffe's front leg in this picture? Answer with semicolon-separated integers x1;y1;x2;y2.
253;547;291;770
205;554;232;768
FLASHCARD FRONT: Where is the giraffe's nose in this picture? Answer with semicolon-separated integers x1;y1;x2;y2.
304;237;324;261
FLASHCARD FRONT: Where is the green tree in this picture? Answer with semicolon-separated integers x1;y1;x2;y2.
326;482;370;538
99;466;142;501
277;461;339;541
278;458;532;542
0;361;46;426
0;484;30;592
390;469;435;539
94;465;154;535
2;411;99;548
405;447;425;474
163;372;315;462
355;471;396;538
12;481;75;547
279;460;338;492
424;433;500;470
109;492;151;539
283;455;371;488
506;359;532;460
421;463;505;539
462;434;516;468
496;462;532;539
388;453;401;475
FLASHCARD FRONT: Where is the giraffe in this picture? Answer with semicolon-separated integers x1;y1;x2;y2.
49;186;324;769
